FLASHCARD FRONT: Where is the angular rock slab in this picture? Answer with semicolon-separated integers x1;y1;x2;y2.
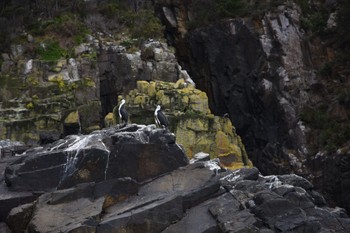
24;178;138;233
0;184;40;221
6;202;34;233
0;222;11;233
97;195;184;233
161;197;220;233
97;161;222;233
27;193;104;233
5;124;189;191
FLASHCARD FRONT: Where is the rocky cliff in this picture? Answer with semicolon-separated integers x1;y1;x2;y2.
157;0;350;212
108;80;251;169
1;126;350;232
1;0;350;217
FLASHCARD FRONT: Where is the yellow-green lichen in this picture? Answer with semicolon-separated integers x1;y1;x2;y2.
184;118;209;132
26;102;34;109
134;95;147;107
54;59;67;72
189;92;210;113
181;95;189;106
215;131;232;154
148;82;156;97
175;126;197;158
174;78;186;89
85;125;100;133
137;80;149;94
104;112;115;127
64;110;79;124
122;80;252;169
82;78;96;88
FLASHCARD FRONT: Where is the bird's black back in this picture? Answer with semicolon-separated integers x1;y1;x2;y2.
120;106;128;123
157;110;169;127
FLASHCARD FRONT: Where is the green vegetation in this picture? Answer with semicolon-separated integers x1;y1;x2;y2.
189;0;248;28
96;2;164;39
0;0;164;56
319;63;332;78
301;105;350;151
46;14;89;38
334;1;350;64
36;41;67;61
337;90;350;108
128;9;164;39
188;0;291;29
294;0;350;153
295;0;328;35
26;102;34;110
215;0;247;18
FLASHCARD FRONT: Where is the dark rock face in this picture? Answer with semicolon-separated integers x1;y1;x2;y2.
177;20;293;176
310;151;350;213
6;202;34;233
0;140;28;159
1;135;350;232
157;1;350;216
0;186;40;221
4;124;188;191
98;41;178;116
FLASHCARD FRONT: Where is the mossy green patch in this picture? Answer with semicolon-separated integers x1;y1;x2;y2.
26;102;34;110
37;41;66;61
175;126;197;158
64;110;80;124
137;81;149;94
54;59;67;72
148;82;156;97
122;80;251;168
174;78;186;89
104;112;115;128
184;118;209;132
134;95;147;106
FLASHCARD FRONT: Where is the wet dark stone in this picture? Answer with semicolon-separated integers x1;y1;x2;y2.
4;124;189;191
6;202;34;233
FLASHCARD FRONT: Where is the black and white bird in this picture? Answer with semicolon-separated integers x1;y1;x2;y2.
118;99;128;126
154;105;169;128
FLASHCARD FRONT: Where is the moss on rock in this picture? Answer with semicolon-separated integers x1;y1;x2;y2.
113;80;252;169
148;81;157;97
137;80;150;94
104;112;114;128
64;110;79;124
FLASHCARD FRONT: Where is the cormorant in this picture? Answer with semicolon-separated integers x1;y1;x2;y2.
118;99;128;126
154;105;169;128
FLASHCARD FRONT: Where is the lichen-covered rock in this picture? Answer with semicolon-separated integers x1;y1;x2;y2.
63;110;81;135
0;38;101;146
104;113;114;128
110;80;251;169
99;39;179;116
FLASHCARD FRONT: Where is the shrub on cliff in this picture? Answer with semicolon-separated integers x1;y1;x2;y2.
36;41;67;61
335;1;350;62
189;0;247;28
0;0;164;55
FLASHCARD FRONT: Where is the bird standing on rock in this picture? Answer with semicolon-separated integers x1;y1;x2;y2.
154;105;169;128
118;99;128;127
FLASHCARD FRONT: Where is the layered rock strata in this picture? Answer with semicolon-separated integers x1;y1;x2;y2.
0;131;349;232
